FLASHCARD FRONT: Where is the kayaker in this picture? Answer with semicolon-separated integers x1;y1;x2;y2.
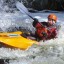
32;13;58;41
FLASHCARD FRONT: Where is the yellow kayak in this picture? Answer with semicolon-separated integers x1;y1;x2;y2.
0;31;38;50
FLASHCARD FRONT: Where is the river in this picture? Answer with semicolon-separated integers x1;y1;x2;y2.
0;11;64;64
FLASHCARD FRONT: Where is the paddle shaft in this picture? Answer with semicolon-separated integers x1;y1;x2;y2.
16;2;45;26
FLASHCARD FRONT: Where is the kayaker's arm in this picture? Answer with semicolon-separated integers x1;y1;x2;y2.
33;18;47;28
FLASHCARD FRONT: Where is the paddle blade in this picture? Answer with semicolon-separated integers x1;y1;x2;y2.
16;1;29;14
16;1;34;20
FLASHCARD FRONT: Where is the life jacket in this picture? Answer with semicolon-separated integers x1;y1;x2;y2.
35;22;48;39
47;26;57;39
35;22;57;40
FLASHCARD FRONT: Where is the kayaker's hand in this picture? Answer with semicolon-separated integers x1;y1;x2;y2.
41;32;47;37
32;18;39;27
33;18;39;22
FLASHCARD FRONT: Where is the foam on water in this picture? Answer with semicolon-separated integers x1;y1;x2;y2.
0;0;63;64
0;12;64;64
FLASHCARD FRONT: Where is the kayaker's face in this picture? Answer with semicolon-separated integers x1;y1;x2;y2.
48;18;56;25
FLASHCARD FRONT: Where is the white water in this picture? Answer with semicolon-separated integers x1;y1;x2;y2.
0;11;64;64
0;0;64;64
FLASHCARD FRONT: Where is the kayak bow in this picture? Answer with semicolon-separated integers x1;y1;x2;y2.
0;31;38;50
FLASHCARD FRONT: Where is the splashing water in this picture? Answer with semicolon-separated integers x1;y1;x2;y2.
0;1;64;63
0;12;63;64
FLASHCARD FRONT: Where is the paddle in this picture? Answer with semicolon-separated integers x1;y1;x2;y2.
16;1;34;20
16;1;46;28
16;2;39;45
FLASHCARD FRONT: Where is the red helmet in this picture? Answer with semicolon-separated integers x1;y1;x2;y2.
48;14;57;22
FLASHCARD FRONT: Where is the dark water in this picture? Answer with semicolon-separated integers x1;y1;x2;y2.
0;59;9;64
0;0;64;13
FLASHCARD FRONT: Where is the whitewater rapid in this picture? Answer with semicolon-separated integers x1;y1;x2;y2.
0;11;64;64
